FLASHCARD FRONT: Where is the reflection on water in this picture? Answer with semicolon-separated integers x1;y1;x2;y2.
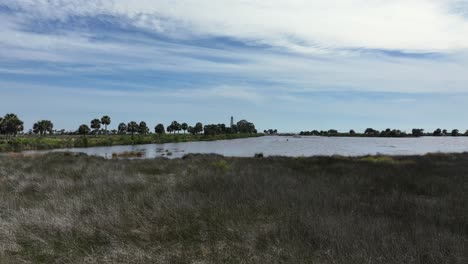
22;136;468;159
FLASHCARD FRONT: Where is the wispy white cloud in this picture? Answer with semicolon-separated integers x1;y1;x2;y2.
3;0;468;52
2;1;468;95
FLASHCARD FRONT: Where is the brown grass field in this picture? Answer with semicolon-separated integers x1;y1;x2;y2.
0;153;466;263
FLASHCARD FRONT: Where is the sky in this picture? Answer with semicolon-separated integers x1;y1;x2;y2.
1;0;468;133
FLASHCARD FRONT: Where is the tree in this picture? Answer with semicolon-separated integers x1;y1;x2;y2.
195;122;203;134
364;128;376;136
101;115;111;135
181;122;188;134
451;129;459;136
118;123;127;134
390;129;403;137
171;121;181;134
349;129;356;135
187;126;195;135
1;113;24;138
90;119;101;136
166;125;173;134
203;124;229;135
237;120;256;134
155;123;165;138
33;120;54;136
78;124;90;136
412;128;424;137
203;124;216;135
138;121;149;135
127;121;138;137
433;128;442;136
231;124;238;134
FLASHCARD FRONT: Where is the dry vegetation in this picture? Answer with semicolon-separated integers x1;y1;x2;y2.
0;153;466;263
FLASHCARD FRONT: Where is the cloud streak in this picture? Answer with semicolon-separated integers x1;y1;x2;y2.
3;0;468;52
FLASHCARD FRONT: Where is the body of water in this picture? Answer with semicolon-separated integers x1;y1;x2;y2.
21;136;468;159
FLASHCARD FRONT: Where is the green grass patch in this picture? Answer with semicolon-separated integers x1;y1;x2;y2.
0;133;263;152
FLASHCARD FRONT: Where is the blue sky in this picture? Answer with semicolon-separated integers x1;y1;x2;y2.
2;0;468;133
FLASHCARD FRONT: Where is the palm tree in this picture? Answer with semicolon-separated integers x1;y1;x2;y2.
181;123;188;134
127;121;138;138
195;122;203;134
33;120;54;136
155;123;165;138
166;125;173;134
101;115;111;136
138;121;149;135
171;121;181;134
118;123;127;134
2;113;24;139
90;118;101;136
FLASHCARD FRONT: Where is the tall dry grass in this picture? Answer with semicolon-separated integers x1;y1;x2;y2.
0;153;466;263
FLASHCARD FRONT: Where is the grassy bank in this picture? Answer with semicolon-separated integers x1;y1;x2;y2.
0;153;466;263
0;133;262;152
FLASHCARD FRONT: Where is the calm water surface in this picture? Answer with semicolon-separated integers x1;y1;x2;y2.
22;136;468;159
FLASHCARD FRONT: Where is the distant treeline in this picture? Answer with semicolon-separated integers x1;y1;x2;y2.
300;128;467;137
0;113;257;138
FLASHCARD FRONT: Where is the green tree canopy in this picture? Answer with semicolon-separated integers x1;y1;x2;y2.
236;120;256;134
118;123;127;134
90;119;101;135
78;124;90;136
170;121;181;134
138;121;149;135
195;122;203;134
155;123;165;137
187;126;195;135
33;120;54;136
127;121;138;136
166;125;173;134
412;129;424;137
181;123;188;133
1;113;24;138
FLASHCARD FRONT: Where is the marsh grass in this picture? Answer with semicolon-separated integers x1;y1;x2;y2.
0;133;263;152
0;153;466;263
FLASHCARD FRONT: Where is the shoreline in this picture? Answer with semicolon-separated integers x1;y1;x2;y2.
0;133;263;152
7;149;468;161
